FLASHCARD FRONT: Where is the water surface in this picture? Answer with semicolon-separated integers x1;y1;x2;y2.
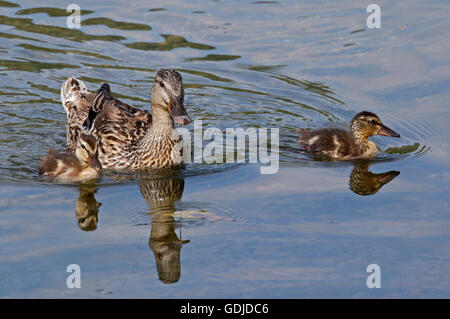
0;0;449;298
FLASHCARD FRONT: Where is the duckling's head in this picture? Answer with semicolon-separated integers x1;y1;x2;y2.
151;69;192;125
350;111;400;140
75;134;102;171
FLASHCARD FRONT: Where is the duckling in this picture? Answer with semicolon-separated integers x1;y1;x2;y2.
297;111;400;160
38;133;102;181
82;69;191;169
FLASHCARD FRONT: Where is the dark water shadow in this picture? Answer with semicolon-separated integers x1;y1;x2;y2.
125;34;215;51
15;7;94;17
0;1;20;8
0;15;125;42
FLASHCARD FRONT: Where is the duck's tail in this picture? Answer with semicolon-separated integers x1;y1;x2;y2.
60;77;89;114
83;83;112;131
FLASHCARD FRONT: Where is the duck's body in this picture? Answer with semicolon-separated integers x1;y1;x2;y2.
38;134;101;181
297;111;400;160
297;127;380;160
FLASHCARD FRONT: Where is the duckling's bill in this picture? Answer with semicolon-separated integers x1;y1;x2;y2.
89;154;102;171
378;125;400;138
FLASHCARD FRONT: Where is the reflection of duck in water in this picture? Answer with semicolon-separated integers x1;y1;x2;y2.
349;161;400;195
139;177;189;284
297;111;400;160
76;183;102;231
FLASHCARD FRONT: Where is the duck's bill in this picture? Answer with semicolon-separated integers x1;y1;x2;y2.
376;170;400;185
378;125;400;137
169;98;192;125
88;155;102;171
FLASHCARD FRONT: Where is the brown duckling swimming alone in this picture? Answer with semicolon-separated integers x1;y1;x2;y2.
38;133;102;181
297;111;400;160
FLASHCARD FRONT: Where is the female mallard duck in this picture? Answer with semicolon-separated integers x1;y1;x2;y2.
82;69;191;169
297;111;400;160
38;133;102;181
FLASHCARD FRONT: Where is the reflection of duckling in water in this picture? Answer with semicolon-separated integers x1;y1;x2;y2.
350;161;400;195
297;111;400;160
76;183;102;231
140;178;189;284
38;133;101;181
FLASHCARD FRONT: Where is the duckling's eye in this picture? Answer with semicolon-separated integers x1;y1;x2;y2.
81;144;86;149
159;81;165;88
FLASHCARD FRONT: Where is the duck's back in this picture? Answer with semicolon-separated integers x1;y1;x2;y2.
38;150;81;178
297;128;359;159
86;88;153;169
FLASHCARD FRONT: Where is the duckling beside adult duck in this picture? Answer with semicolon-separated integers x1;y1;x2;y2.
82;69;191;169
297;111;400;160
38;133;102;181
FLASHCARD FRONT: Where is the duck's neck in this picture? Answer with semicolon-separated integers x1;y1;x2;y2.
350;123;370;153
137;104;179;153
151;104;175;133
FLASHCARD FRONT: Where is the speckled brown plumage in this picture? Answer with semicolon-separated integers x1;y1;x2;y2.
61;77;96;151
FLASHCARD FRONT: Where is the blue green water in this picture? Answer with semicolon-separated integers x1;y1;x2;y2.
0;0;449;298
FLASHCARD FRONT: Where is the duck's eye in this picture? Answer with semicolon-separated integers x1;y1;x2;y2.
81;144;86;149
370;119;379;125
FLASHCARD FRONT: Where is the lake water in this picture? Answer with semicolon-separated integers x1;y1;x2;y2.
0;0;449;298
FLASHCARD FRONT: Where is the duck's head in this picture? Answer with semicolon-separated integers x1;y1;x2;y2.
350;111;400;140
76;134;102;171
151;69;192;125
